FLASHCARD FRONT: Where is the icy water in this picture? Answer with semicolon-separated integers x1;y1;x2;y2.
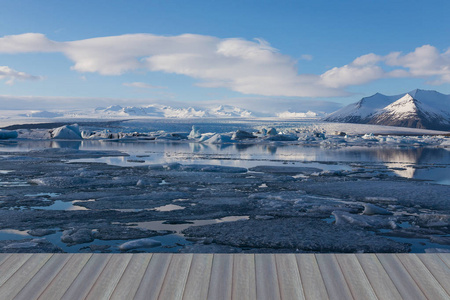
0;138;449;253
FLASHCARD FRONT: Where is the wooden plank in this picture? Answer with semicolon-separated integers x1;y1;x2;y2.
377;254;426;300
295;254;329;300
183;254;213;300
0;254;11;266
37;254;92;300
275;254;305;300
134;253;172;300
417;254;450;295
335;254;377;300
207;254;233;300
232;254;256;300
438;253;450;268
61;253;112;300
315;254;353;300
158;254;193;300
85;253;133;300
110;253;152;300
0;253;52;300
255;254;281;300
396;254;449;300
14;254;72;300
356;253;402;300
0;253;32;287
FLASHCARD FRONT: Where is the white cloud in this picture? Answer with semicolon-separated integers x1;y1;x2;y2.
123;82;166;89
0;33;344;97
300;54;313;61
0;66;43;85
1;33;449;96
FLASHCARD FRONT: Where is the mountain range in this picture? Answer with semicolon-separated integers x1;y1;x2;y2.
324;89;450;131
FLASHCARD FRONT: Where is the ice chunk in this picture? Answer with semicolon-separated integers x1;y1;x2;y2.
267;128;278;135
249;165;322;175
202;133;233;144
231;130;256;140
119;238;162;251
362;203;392;215
0;130;18;139
51;124;82;139
188;126;202;139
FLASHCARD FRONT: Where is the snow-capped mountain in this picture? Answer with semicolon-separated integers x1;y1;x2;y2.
324;89;450;131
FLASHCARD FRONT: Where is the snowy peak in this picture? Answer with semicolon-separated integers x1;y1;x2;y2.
325;89;450;131
382;94;419;115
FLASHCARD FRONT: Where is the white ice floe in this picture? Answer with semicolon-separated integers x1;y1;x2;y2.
119;238;162;251
51;124;82;139
362;203;392;215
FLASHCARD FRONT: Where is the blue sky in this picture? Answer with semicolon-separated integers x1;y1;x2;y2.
0;0;449;111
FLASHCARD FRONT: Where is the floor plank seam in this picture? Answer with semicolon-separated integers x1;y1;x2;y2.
335;255;359;300
35;253;75;300
156;254;174;300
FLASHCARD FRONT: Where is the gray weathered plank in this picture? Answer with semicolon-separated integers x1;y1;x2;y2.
275;254;305;300
0;254;32;287
85;253;133;300
377;254;427;300
14;254;72;300
158;254;193;300
417;254;450;296
37;254;92;300
255;254;281;300
207;254;233;300
232;254;256;300
61;253;112;300
295;253;329;300
183;254;213;300
0;254;11;266
315;254;353;300
134;253;172;300
438;253;450;268
335;254;377;300
110;253;152;300
0;253;52;300
396;254;449;300
355;253;402;300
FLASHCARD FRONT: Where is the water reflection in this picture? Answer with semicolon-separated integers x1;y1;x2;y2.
1;140;449;184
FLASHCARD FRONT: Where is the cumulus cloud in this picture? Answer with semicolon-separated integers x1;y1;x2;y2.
320;46;450;88
0;66;43;85
0;33;343;97
123;82;166;89
0;33;449;96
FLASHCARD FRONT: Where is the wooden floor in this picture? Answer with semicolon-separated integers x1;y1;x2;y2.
0;253;449;300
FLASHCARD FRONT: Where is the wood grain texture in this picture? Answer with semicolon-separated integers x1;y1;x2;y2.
158;254;193;300
0;253;52;300
134;253;172;300
232;254;256;300
38;254;92;300
275;254;305;300
207;254;233;300
0;254;11;266
0;253;32;287
315;254;353;300
417;254;450;296
396;254;449;300
335;254;377;300
183;254;213;300
85;253;133;300
61;253;112;300
355;253;402;300
14;254;72;300
255;254;281;300
377;253;427;300
110;253;152;300
295;253;329;300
